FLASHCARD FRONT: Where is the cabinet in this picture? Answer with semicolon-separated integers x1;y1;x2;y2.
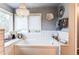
61;4;76;55
14;46;56;55
0;29;4;55
4;44;15;55
77;4;79;55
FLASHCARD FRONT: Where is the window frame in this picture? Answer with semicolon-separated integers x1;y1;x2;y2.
14;14;29;33
28;13;42;33
0;8;13;33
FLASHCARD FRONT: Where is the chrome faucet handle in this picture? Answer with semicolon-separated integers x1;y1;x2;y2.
52;32;59;41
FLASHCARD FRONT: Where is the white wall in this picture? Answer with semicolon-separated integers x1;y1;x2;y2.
22;31;68;42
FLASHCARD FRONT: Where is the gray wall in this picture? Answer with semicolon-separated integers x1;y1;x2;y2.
0;3;13;13
29;7;58;31
60;3;69;18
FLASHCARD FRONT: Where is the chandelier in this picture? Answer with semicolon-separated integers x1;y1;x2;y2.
16;3;30;16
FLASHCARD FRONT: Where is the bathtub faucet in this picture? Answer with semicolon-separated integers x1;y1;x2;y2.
52;32;59;41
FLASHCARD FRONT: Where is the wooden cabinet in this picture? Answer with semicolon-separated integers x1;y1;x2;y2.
77;4;79;55
4;44;15;55
14;46;56;55
61;45;73;55
61;4;76;55
0;29;4;55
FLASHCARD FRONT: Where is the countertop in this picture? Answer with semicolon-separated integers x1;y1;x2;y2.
4;39;20;47
4;38;67;47
14;39;66;47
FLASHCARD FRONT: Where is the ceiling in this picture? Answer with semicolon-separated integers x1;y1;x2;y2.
6;3;59;9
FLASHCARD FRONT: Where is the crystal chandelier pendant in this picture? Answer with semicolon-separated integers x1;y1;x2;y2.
16;3;30;16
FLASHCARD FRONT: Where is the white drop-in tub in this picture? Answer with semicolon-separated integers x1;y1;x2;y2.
14;39;63;55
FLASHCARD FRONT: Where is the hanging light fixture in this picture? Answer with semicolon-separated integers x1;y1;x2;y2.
16;3;30;16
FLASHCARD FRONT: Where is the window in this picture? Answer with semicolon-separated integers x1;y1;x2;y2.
15;13;41;33
15;15;28;33
28;13;41;32
0;8;13;33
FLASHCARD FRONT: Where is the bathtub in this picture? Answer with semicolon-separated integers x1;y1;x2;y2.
14;39;63;55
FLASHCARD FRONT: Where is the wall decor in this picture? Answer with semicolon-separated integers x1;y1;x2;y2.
57;18;68;30
58;5;65;18
46;13;54;20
